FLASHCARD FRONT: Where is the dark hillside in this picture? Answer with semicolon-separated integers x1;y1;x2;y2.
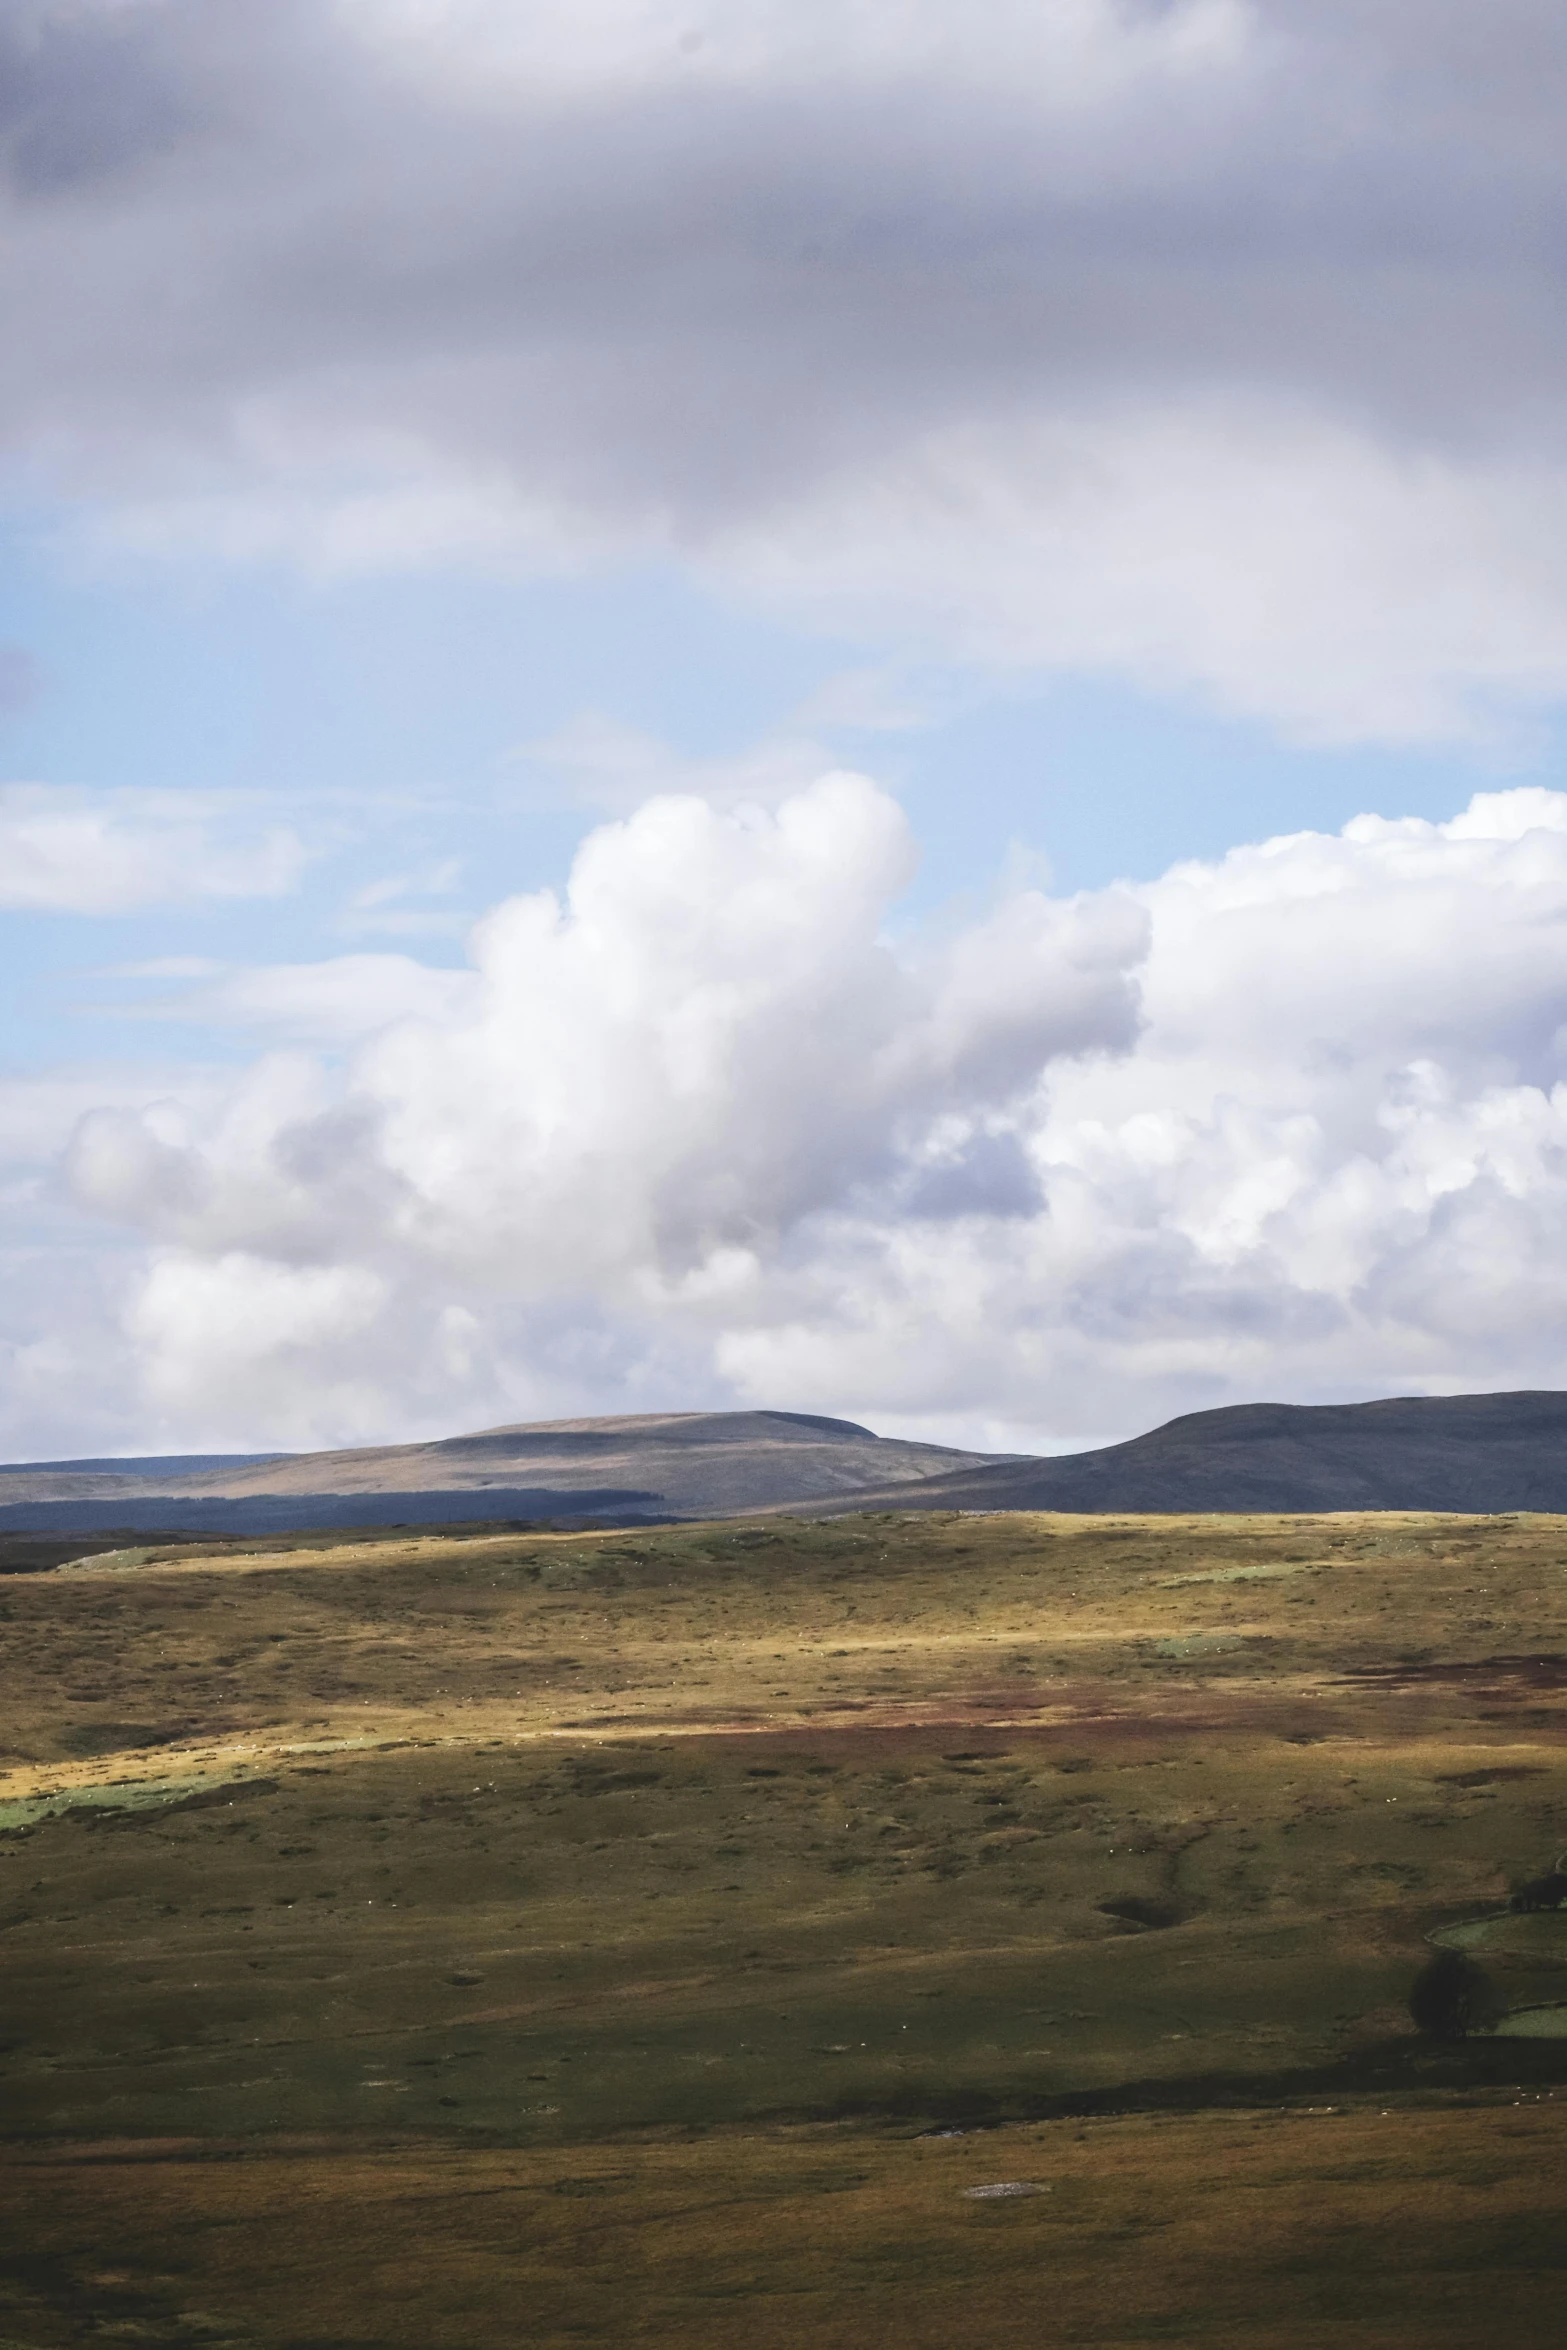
7;1392;1567;1533
851;1390;1567;1516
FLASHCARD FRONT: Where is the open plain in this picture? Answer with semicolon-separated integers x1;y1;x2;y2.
3;1506;1566;2345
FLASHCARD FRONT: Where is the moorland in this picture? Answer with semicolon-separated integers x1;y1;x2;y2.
2;1504;1566;2346
14;1390;1567;1540
0;1409;999;1538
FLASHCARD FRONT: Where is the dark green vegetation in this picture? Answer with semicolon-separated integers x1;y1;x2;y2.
3;1507;1566;2343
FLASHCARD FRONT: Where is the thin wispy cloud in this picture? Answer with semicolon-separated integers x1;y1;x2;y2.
0;785;305;913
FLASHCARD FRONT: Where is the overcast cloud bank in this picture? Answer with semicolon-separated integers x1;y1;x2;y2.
0;773;1558;1456
4;0;1567;739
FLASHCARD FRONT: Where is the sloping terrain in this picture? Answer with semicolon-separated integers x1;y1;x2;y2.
9;1390;1567;1539
2;1506;1567;2345
821;1389;1567;1517
0;1410;1007;1536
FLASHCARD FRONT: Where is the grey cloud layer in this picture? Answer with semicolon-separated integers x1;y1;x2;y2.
4;3;1557;434
5;3;1567;731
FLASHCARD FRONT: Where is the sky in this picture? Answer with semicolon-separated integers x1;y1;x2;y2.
6;0;1567;1462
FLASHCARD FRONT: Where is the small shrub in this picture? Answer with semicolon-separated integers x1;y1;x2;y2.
1407;1948;1494;2041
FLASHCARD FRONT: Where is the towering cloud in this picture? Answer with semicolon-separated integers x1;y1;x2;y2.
25;774;1567;1452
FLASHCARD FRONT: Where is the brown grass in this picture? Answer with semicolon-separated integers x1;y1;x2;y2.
3;1506;1567;2342
4;2100;1567;2348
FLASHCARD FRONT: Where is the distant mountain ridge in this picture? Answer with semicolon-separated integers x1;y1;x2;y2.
0;1454;290;1479
0;1409;1006;1536
4;1392;1567;1538
804;1392;1567;1518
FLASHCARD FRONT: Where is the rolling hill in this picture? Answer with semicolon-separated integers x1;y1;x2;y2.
826;1390;1567;1517
5;1391;1567;1539
0;1408;1007;1536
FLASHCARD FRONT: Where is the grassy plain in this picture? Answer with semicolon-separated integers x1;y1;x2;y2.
2;1507;1566;2344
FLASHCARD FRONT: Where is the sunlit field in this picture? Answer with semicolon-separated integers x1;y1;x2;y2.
3;1508;1566;2345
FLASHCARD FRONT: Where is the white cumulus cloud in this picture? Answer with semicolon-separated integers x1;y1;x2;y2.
50;772;1140;1442
12;769;1567;1454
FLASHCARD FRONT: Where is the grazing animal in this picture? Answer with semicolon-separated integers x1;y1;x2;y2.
1510;1870;1567;1913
